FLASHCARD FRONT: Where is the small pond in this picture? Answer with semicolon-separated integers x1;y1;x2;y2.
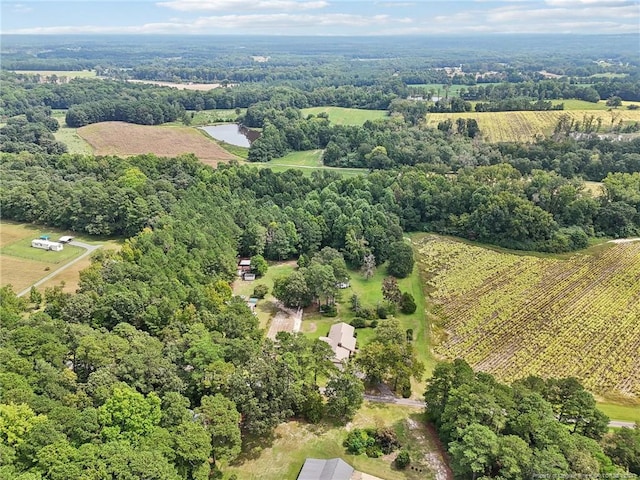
200;123;260;148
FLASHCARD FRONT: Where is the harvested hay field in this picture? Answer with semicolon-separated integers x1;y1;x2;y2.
0;255;50;293
126;79;226;91
77;122;239;166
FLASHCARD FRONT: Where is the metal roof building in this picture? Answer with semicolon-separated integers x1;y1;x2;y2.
297;458;354;480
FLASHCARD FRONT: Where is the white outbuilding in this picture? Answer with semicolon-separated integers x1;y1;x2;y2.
31;239;64;251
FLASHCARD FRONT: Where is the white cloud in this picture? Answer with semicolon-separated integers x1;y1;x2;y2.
11;3;34;13
156;0;328;11
6;13;404;34
545;0;634;5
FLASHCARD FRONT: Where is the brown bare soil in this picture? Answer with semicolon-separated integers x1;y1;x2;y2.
77;122;238;167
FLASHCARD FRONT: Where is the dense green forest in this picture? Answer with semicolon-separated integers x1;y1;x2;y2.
426;359;640;478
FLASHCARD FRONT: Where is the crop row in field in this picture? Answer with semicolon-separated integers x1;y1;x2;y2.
426;109;640;143
418;235;640;398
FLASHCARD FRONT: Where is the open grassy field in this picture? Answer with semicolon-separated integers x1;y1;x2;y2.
551;99;640;111
417;234;640;399
190;109;244;126
0;221;117;293
12;70;97;79
426;109;640;143
596;402;640;424
226;403;447;480
301;107;388;126
301;248;434;397
77;122;239;167
261;150;365;177
54;126;94;154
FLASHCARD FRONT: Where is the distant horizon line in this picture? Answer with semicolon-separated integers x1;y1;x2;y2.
2;32;639;37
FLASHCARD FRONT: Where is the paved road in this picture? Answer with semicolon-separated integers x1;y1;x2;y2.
362;393;637;429
17;241;101;297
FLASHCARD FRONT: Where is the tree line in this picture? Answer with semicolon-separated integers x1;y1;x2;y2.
3;152;640;255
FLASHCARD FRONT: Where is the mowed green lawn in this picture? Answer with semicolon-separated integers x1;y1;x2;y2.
261;150;365;177
54;126;94;154
1;237;84;264
227;403;441;480
597;402;640;424
301;107;388;125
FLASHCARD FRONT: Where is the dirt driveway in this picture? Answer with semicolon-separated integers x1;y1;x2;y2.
266;302;302;339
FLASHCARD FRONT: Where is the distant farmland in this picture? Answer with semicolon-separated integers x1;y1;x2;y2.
77;122;240;166
12;70;97;79
418;235;640;398
301;106;388;125
426;109;640;143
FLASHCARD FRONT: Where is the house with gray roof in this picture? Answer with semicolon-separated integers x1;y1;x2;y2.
319;322;357;364
297;458;354;480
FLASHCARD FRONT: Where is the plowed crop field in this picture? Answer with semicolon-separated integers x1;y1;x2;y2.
77;122;238;167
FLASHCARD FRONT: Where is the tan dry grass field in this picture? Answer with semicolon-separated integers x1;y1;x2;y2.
0;255;51;293
77;122;239;167
426;109;640;143
125;79;226;91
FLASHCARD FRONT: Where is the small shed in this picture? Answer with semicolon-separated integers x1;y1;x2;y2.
238;258;252;273
297;458;354;480
243;273;256;281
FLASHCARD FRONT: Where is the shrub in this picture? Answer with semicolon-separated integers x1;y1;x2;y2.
406;328;413;341
252;284;269;299
395;449;411;469
365;445;382;458
377;303;388;319
370;319;378;328
350;317;366;329
350;294;361;311
344;429;374;455
401;380;412;399
320;304;337;317
345;427;401;458
359;306;376;320
374;427;400;454
400;292;417;314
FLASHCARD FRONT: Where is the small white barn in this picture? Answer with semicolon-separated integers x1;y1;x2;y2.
31;239;64;251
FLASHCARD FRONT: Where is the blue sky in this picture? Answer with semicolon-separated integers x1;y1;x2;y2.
2;0;639;35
